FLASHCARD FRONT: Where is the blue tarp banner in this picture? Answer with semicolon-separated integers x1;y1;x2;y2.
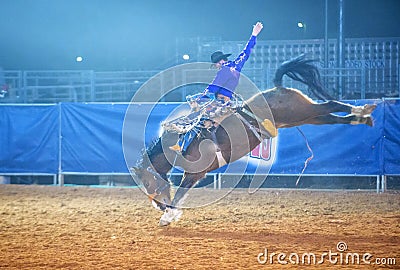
61;102;179;173
0;105;59;173
61;103;128;173
383;99;400;175
0;100;399;175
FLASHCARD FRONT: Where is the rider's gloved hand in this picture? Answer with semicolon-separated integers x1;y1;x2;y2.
252;22;263;36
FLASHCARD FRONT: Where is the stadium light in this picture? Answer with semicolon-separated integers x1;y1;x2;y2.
76;56;83;62
297;22;306;28
182;54;190;60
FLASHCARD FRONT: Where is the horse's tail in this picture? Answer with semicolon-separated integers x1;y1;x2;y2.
273;54;334;101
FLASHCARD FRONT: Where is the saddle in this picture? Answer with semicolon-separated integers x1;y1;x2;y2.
162;93;239;134
162;92;277;139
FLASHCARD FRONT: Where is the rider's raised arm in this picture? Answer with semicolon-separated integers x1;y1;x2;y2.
233;22;263;72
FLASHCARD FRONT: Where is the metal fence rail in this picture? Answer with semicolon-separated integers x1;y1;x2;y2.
1;38;399;103
0;67;388;103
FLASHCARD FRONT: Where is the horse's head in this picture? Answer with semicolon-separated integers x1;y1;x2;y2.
131;165;172;211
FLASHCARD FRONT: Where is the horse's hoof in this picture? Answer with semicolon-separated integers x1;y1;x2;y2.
158;207;183;227
351;104;377;117
351;116;374;127
366;116;374;127
159;219;171;227
364;104;377;115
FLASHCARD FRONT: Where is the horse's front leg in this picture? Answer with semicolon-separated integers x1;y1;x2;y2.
159;172;205;226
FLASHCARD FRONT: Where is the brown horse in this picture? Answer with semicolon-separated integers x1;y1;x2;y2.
131;55;376;226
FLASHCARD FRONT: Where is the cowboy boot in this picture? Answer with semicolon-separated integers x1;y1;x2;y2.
261;119;278;137
169;144;181;152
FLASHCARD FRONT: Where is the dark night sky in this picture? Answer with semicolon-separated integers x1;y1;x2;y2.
0;0;399;70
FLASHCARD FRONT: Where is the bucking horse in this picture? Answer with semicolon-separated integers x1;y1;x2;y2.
131;55;376;226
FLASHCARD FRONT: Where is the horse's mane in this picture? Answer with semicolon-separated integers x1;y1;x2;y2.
136;136;163;168
145;137;162;157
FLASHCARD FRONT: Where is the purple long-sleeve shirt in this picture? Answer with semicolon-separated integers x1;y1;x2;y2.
206;35;257;98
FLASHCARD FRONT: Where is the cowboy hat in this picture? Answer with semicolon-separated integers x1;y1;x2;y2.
211;51;232;63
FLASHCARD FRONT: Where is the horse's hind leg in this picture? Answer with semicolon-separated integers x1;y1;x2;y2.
351;103;377;117
306;114;374;127
316;101;376;117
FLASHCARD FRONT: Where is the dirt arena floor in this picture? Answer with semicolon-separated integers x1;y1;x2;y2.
0;185;399;269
